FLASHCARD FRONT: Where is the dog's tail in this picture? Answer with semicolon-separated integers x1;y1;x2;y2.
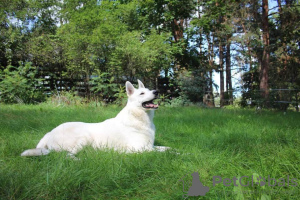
21;148;50;156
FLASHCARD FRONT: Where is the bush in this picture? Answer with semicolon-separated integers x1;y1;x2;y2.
47;91;85;106
89;70;119;102
175;69;209;103
0;62;46;104
164;95;193;107
113;85;127;106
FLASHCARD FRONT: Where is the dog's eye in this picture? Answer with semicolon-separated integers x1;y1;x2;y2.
140;92;145;95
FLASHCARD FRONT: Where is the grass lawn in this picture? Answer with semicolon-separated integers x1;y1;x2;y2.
0;104;299;199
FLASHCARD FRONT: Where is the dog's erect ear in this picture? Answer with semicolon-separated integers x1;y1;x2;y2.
137;79;145;89
126;81;135;96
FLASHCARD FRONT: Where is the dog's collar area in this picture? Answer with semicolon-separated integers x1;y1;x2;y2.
142;100;158;109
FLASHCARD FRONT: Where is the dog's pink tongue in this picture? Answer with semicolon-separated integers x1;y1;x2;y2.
146;102;158;108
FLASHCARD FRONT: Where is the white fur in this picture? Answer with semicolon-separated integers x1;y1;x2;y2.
21;80;169;157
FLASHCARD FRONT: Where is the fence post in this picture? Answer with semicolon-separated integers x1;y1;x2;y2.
296;91;299;112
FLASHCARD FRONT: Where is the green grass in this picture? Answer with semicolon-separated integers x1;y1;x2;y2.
0;104;299;199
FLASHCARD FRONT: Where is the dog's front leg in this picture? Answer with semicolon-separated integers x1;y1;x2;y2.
67;153;80;160
154;146;171;152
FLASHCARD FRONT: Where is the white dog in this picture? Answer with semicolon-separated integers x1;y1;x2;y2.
21;80;169;157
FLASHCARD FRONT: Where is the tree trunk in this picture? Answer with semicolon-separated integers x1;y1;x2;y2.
219;41;224;107
197;0;203;55
277;0;290;110
204;33;215;107
226;37;233;105
172;19;184;42
209;69;215;107
260;0;270;105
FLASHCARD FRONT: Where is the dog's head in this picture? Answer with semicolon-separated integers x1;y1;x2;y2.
126;80;158;110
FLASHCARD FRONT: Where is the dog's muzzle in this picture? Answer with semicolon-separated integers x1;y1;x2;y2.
142;90;159;109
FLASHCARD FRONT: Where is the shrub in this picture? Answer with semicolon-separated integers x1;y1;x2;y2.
89;70;119;102
0;62;45;104
175;69;209;103
164;95;193;107
47;90;84;106
113;85;127;106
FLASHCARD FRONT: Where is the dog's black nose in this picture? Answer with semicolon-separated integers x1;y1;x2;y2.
153;90;159;96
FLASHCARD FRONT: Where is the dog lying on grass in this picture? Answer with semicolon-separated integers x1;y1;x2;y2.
21;80;169;157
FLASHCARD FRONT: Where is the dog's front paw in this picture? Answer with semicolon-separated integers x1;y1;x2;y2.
154;146;171;152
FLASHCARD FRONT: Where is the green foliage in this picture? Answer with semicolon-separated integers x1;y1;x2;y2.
58;0;128;75
90;70;119;101
47;91;84;106
27;34;64;67
175;69;209;103
109;30;177;79
240;66;299;111
164;95;192;107
113;85;127;106
0;0;299;110
0;62;45;104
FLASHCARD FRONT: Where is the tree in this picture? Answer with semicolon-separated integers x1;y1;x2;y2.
226;36;233;105
109;31;176;84
260;0;270;104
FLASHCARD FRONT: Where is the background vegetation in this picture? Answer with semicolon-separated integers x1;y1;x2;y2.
1;0;300;109
0;105;299;199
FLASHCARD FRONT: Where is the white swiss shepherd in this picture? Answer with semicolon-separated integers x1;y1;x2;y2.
21;80;169;157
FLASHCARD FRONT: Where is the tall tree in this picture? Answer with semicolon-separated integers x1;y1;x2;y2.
226;36;233;105
219;41;225;107
260;0;270;104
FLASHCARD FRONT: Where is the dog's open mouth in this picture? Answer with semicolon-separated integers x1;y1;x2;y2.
142;100;158;109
